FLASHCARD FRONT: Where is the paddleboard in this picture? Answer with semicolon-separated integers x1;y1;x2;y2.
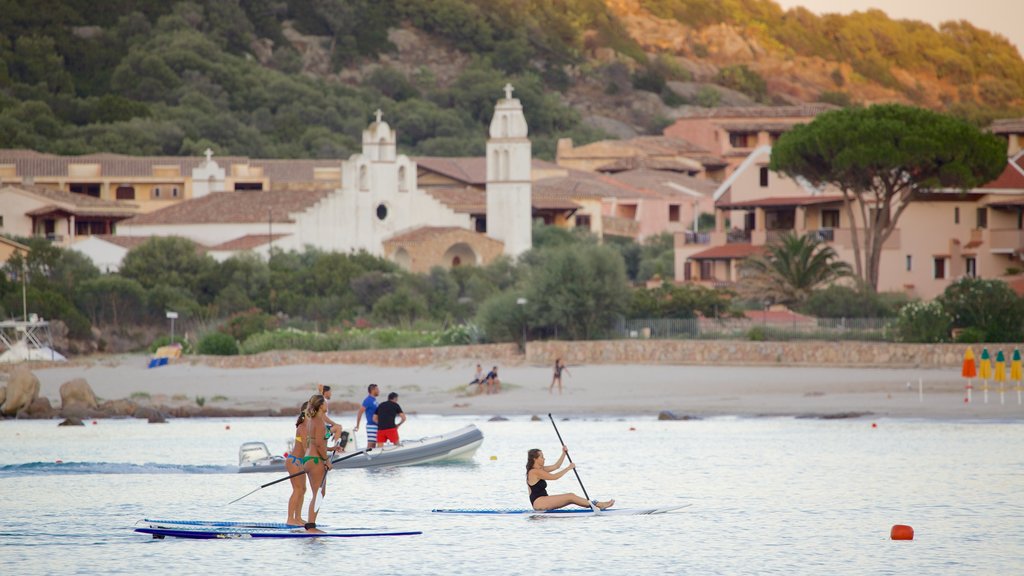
144;519;308;530
431;504;690;516
135;527;421;540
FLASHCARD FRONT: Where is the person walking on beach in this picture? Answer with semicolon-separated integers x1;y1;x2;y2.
485;366;501;394
303;394;332;531
526;446;613;511
354;384;380;450
373;392;406;446
549;358;570;395
469;364;484;395
284;401;309;526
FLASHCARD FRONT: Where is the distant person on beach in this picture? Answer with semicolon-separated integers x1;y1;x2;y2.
469;364;484;395
354;384;380;449
549;358;570;395
317;384;344;449
526;446;613;511
303;394;332;530
373;392;406;445
485;366;501;394
284;401;309;526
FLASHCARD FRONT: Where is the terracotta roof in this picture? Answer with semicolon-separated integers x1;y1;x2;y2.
533;176;642;200
209;234;290;251
1;185;138;218
0;151;339;182
604;169;718;199
982;156;1024;190
990;119;1024;134
384;226;505;248
717;195;845;209
531;190;580;211
122;188;329;225
596;156;703;173
718;122;801;132
675;104;839;119
688;243;764;260
423;186;485;214
0;236;30;251
414;157;487;185
89;235;156;250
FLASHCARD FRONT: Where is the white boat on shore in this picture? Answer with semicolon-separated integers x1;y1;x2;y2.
236;424;484;473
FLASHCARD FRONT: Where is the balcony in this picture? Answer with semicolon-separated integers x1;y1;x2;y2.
987;228;1024;252
681;231;711;245
602;215;640;238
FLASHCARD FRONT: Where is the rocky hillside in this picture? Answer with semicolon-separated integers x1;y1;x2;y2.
0;0;1021;157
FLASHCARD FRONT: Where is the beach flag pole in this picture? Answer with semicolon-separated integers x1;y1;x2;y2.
961;347;976;404
994;350;1006;406
979;348;992;404
1012;350;1022;406
918;377;923;403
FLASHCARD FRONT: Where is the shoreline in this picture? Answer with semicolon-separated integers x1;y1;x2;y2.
8;354;1022;422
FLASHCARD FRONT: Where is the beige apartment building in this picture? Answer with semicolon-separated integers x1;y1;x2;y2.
678;134;1024;300
0;150;341;213
662;104;839;175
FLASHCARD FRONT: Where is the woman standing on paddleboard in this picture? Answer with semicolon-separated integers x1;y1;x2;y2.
304;394;332;530
526;446;613;511
284;401;309;526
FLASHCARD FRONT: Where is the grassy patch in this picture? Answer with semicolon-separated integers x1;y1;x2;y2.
129;391;151;400
211;395;229;402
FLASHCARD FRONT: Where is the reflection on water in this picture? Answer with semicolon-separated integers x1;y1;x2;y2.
1;415;1022;574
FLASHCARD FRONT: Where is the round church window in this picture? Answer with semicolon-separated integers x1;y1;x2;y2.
376;203;388;220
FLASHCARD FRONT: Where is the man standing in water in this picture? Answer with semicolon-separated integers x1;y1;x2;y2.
354;384;380;450
373;392;406;446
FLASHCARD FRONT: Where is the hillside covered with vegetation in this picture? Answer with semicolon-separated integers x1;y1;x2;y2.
1;0;1022;160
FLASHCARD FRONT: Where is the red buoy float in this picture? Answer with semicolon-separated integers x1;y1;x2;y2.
890;525;914;540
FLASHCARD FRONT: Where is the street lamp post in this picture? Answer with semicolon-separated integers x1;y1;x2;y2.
516;297;528;352
166;311;178;343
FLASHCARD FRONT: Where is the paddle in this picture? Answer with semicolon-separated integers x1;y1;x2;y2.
227;448;367;505
547;413;595;511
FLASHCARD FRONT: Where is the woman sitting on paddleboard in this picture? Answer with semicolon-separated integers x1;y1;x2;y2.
304;394;332;530
526;446;613;511
284;401;309;527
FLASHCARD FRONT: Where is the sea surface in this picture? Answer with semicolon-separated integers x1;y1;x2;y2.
0;414;1021;575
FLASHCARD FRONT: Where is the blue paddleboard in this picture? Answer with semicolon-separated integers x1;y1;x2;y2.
136;527;421;539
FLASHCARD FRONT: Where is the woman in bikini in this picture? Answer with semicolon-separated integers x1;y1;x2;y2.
284;401;309;526
526;445;613;511
549;358;570;394
303;394;332;530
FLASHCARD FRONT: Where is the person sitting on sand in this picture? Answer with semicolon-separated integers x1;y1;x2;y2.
303;394;332;531
284;401;309;526
526;446;613;511
469;364;484;395
485;366;501;395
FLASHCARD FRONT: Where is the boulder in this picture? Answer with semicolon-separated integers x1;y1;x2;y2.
59;378;98;416
25;396;56;419
657;410;698;421
133;406;167;423
2;366;40;417
530;415;542;422
58;417;85;426
0;386;6;411
488;416;509;422
98;399;138;417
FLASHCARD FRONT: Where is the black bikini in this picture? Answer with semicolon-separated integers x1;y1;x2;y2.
528;478;548;504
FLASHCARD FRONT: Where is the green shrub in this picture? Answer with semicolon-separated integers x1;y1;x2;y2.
954;327;986;343
747;326;766;341
223;308;278;342
894;301;951;343
197;332;239;356
939;278;1024;342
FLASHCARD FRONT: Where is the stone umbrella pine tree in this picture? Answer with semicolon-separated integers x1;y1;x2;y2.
770;104;1006;292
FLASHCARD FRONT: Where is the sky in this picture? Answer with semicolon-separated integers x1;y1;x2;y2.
772;0;1023;55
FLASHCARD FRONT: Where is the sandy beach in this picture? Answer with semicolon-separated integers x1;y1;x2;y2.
24;355;1024;420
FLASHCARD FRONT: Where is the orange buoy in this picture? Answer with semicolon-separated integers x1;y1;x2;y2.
890;525;914;540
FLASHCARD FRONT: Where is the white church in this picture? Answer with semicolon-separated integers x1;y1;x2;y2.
113;85;570;272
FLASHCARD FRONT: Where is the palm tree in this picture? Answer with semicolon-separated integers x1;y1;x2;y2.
739;232;852;306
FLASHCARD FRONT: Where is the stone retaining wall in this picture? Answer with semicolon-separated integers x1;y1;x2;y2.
187;343;523;369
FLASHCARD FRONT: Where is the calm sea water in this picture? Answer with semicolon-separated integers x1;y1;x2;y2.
1;414;1021;575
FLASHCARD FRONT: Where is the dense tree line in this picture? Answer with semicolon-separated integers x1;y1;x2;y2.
2;0;1022;160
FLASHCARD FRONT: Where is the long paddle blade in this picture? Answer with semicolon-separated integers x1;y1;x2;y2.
548;413;594;507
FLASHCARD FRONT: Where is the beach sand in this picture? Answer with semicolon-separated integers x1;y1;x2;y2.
26;355;1024;420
